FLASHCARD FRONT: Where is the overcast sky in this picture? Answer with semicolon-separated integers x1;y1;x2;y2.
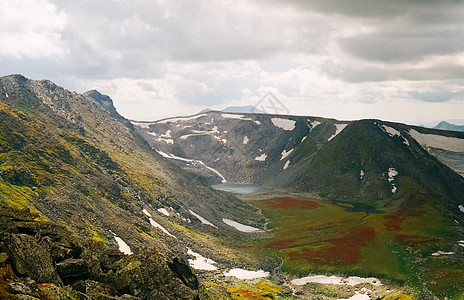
1;0;463;125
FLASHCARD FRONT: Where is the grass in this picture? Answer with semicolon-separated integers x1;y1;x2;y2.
249;192;464;298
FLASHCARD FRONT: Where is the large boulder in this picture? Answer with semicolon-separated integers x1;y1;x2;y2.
5;233;62;285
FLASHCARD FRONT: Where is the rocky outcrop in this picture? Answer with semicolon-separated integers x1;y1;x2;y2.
0;205;201;299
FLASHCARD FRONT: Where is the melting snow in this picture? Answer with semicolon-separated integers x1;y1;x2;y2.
388;168;398;193
381;125;409;145
157;138;174;144
157;208;170;216
254;153;267;161
459;205;464;213
280;149;294;160
309;120;321;131
222;218;263;233
328;124;348;141
142;209;152;217
243;136;249;144
161;130;171;138
360;170;365;179
255;120;261;125
301;136;307;142
149;218;176;238
291;275;382;287
224;268;269;279
221;113;252;120
189;210;217;228
458;240;464;247
157;114;207;124
432;251;455;256
271;118;296;131
283;160;290;170
338;291;371;300
114;236;133;255
157;151;227;183
409;129;464;152
187;248;217;270
3;87;8;98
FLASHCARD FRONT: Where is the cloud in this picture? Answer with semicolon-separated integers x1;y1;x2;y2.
0;0;68;59
1;0;463;124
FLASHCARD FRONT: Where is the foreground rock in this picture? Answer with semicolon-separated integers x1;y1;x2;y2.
0;205;200;299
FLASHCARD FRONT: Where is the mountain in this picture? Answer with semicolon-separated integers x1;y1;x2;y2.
222;105;266;114
0;75;271;299
134;112;464;207
434;121;464;132
199;106;266;115
3;74;464;298
133;110;464;298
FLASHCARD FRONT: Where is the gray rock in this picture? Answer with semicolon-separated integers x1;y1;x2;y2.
56;258;88;283
9;282;32;294
5;233;62;285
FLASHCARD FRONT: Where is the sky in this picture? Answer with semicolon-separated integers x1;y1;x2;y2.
1;0;464;125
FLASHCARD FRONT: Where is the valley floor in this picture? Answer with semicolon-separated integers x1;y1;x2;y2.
200;188;464;300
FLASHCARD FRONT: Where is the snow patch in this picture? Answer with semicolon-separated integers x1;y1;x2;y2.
309;120;321;131
243;136;249;144
114;236;133;255
254;120;261;125
221;113;252;120
283;160;290;170
224;268;269;279
271;118;296;131
157;151;227;183
157;138;174;144
161;130;171;138
338;291;371;300
381;125;409;145
328;124;348;141
409;129;464;152
291;275;381;287
149;218;176;238
301;136;307;143
222;218;263;233
254;153;267;161
187;248;217;270
142;209;152;217
388;168;398;193
157;208;170;216
280;149;294;160
157;114;207;124
432;251;455;256
459;205;464;213
360;170;365;179
189;210;217;228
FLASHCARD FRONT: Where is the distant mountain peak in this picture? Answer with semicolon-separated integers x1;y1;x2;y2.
222;105;266;114
198;105;266;115
434;121;464;132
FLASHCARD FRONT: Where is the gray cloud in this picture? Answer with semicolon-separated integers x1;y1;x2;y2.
1;0;463;122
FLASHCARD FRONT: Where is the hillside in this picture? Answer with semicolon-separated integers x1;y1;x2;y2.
134;111;464;211
0;75;271;299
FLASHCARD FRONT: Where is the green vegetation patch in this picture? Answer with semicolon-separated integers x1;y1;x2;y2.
251;194;464;298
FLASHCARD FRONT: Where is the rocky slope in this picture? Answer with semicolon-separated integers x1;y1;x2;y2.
134;111;464;216
0;75;270;299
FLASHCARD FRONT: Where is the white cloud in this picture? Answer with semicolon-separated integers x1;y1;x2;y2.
0;0;68;59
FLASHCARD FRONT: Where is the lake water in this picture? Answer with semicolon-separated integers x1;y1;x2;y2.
211;182;262;194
